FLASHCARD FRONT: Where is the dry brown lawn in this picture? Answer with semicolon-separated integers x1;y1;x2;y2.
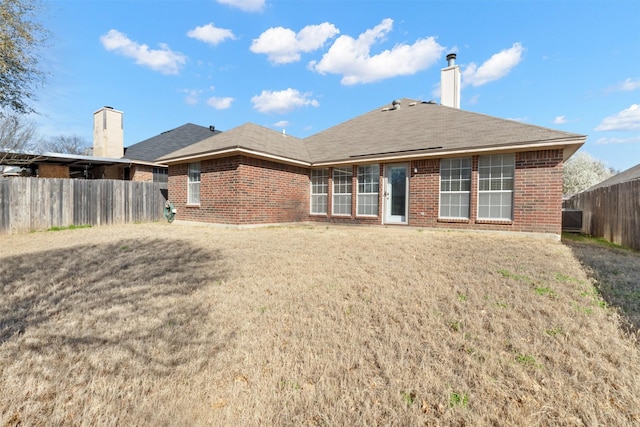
1;222;639;426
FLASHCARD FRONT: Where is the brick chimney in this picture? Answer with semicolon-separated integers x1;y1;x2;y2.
93;106;124;158
440;53;460;109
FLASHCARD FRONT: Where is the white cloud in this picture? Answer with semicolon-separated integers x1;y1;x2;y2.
251;23;339;64
554;116;567;124
251;88;319;114
462;43;524;87
595;104;640;131
216;0;265;12
467;94;480;105
207;97;234;109
187;23;235;46
608;77;640;92
273;120;290;128
594;136;640;145
309;18;444;85
182;89;202;105
100;29;187;75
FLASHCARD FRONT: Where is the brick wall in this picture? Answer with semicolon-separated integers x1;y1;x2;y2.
168;150;563;234
408;149;563;234
169;156;309;225
131;165;153;182
38;164;69;178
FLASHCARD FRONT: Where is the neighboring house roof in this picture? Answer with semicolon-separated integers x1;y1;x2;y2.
158;99;586;166
584;163;640;192
157;122;311;166
124;123;220;163
0;149;131;167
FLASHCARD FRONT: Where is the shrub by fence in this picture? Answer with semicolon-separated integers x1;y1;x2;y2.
0;177;167;235
564;179;640;251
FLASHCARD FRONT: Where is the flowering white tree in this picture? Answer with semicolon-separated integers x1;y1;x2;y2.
563;152;614;195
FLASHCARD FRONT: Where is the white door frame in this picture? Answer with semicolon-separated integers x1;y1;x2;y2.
383;163;409;224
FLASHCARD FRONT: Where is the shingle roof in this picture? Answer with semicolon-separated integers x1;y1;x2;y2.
305;98;585;164
124;123;219;163
157;122;310;164
584;163;640;191
157;99;586;165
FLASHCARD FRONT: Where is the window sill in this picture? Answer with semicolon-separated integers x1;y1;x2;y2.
356;215;378;219
185;203;200;208
476;219;513;225
310;212;328;217
437;218;470;224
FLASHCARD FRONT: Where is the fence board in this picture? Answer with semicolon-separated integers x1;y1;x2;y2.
0;177;166;235
564;180;640;251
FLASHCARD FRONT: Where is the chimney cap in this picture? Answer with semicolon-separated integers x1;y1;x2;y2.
446;53;457;66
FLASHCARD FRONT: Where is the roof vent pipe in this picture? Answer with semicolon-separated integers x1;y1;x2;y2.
446;53;457;67
391;99;401;110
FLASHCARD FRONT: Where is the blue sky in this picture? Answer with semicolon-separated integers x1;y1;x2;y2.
34;0;640;171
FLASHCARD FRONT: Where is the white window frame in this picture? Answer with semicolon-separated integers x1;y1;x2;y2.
477;154;515;220
310;169;328;215
332;167;352;216
187;162;200;205
439;157;471;219
357;164;379;217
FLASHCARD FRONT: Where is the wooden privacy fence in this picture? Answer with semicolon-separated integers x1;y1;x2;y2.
564;179;640;251
0;177;167;235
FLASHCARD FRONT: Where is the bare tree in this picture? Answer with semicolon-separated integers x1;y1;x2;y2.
40;134;92;155
0;111;41;172
0;0;49;114
563;152;615;196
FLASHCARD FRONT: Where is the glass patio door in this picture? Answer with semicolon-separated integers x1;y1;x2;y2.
383;163;408;224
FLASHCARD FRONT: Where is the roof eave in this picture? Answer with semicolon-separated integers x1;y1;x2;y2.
311;137;586;167
159;146;311;167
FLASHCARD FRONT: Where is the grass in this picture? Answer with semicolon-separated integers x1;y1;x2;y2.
45;224;92;232
1;223;640;426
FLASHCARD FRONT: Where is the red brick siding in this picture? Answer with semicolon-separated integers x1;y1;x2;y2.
408;150;563;234
131;165;153;182
168;149;563;234
169;156;309;225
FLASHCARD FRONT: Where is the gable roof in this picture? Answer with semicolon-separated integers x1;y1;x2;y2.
584;163;640;191
157;122;311;166
158;99;586;166
124;123;219;163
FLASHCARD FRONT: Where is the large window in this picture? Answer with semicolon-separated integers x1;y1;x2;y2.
188;162;200;205
478;154;515;220
332;167;352;216
440;158;471;219
310;169;328;214
357;164;379;216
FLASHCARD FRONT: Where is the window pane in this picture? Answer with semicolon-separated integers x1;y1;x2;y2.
439;157;471;219
357;165;378;216
310;169;329;214
188;163;200;204
477;155;514;220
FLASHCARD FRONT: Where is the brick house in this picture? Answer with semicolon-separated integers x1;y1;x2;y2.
157;56;585;236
